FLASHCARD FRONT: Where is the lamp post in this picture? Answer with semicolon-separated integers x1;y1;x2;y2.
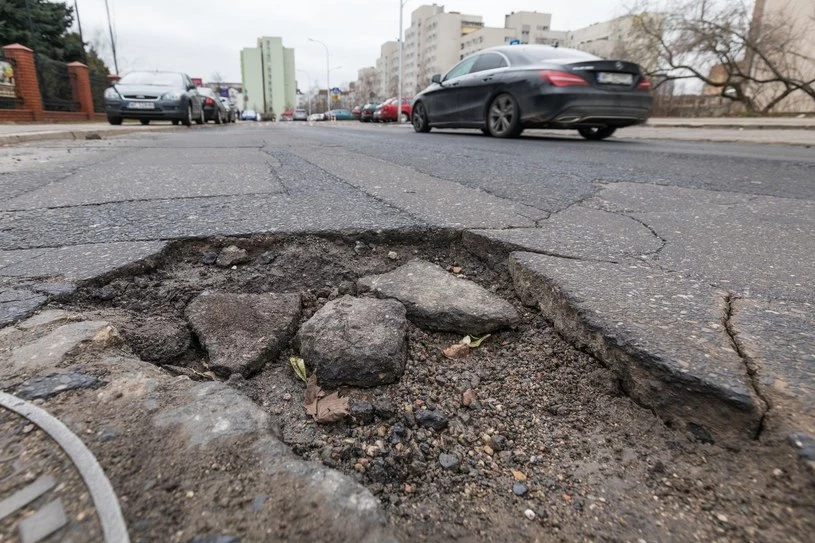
308;38;330;114
297;69;311;114
397;0;411;124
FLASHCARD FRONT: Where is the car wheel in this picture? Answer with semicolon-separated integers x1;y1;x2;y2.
195;107;205;125
215;109;222;124
107;116;123;126
578;127;617;141
182;103;192;126
412;102;431;133
140;119;150;126
487;94;523;138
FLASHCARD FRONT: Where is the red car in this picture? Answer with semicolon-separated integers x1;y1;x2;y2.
378;97;413;122
352;105;362;120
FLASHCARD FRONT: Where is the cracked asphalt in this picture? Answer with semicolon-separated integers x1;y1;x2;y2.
1;121;813;443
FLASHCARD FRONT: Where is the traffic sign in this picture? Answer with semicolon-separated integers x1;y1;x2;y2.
509;39;521;45
331;87;341;95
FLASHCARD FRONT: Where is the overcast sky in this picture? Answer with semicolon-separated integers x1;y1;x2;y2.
73;0;624;88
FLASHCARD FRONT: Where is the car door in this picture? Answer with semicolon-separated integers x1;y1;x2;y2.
423;56;477;125
457;52;510;125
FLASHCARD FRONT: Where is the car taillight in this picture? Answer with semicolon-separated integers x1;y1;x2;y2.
539;70;589;87
204;97;215;106
636;78;651;90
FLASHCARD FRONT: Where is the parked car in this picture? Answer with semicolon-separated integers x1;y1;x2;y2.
280;108;295;121
411;44;652;140
104;71;204;126
351;105;362;120
308;113;325;121
378;97;413;122
327;109;353;121
197;87;229;124
360;103;379;122
373;105;383;122
293;109;308;121
219;97;238;122
241;109;259;121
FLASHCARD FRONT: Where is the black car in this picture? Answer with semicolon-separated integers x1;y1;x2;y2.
360;102;379;122
411;45;652;140
104;71;205;126
198;87;229;124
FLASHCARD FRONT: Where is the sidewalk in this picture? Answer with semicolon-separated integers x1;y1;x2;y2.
0;122;184;146
648;117;815;130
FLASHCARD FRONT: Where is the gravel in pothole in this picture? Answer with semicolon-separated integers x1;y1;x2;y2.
60;234;815;542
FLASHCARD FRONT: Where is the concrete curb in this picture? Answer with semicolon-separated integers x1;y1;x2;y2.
0;391;130;542
0;125;185;146
647;120;815;131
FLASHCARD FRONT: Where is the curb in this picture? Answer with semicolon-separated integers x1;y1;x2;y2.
646;122;815;131
0;125;187;146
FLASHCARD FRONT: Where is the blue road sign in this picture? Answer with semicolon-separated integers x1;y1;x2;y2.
509;39;521;45
331;87;341;95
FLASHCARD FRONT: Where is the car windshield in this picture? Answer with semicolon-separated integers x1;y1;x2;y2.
119;72;184;87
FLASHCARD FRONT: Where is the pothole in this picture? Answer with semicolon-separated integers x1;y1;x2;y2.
52;232;815;542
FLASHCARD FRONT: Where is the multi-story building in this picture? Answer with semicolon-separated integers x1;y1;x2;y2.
355;66;380;104
565;14;661;72
240;36;296;116
749;0;815;112
461;12;567;59
376;41;400;98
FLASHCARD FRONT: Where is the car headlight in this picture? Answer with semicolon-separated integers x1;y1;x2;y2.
161;91;183;100
104;87;120;100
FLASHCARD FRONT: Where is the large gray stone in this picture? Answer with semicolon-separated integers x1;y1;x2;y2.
0;288;47;327
509;251;766;445
358;260;519;334
185;292;301;377
297;295;407;388
4;320;120;377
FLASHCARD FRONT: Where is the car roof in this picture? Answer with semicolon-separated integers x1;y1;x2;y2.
474;44;600;64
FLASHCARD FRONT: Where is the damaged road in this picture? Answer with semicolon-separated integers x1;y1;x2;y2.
1;124;814;541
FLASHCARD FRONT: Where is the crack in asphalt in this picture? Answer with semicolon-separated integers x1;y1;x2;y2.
723;292;770;440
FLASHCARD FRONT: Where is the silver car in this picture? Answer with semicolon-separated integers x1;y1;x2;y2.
104;71;205;126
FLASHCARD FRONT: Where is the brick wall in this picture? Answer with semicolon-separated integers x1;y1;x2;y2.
2;44;43;120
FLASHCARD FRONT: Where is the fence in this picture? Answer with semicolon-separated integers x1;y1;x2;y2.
35;54;80;112
0;43;108;122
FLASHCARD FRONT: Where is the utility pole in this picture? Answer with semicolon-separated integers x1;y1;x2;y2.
74;1;87;61
104;0;119;74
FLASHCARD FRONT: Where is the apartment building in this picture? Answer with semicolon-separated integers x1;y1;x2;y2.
461;12;567;59
750;0;815;112
376;41;400;98
240;36;296;116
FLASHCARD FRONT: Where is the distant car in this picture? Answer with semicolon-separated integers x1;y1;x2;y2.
241;109;259;121
219;97;238;122
294;109;308;121
373;105;383;122
197;87;229;124
411;44;652;140
360;103;379;122
104;70;204;126
280;108;295;121
379;97;413;122
308;113;325;121
327;109;353;121
352;105;362;120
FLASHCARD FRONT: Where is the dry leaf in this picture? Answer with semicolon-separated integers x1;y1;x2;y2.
304;374;350;423
443;343;470;359
289;356;308;382
511;469;527;481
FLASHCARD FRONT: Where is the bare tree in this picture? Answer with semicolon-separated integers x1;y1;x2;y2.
354;67;379;103
628;0;815;113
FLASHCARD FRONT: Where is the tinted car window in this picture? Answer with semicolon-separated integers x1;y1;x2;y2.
471;53;508;73
119;72;185;87
443;57;477;81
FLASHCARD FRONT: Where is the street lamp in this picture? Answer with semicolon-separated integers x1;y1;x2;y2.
297;69;311;114
397;0;412;124
308;38;330;115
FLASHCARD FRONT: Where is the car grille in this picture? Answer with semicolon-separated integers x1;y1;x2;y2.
122;94;159;100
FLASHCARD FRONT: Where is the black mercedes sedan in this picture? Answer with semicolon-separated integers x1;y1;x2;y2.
411;44;652;140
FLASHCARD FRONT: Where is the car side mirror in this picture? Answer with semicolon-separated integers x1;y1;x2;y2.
431;74;442;84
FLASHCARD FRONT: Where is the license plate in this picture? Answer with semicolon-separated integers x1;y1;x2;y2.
129;101;155;109
597;72;633;85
